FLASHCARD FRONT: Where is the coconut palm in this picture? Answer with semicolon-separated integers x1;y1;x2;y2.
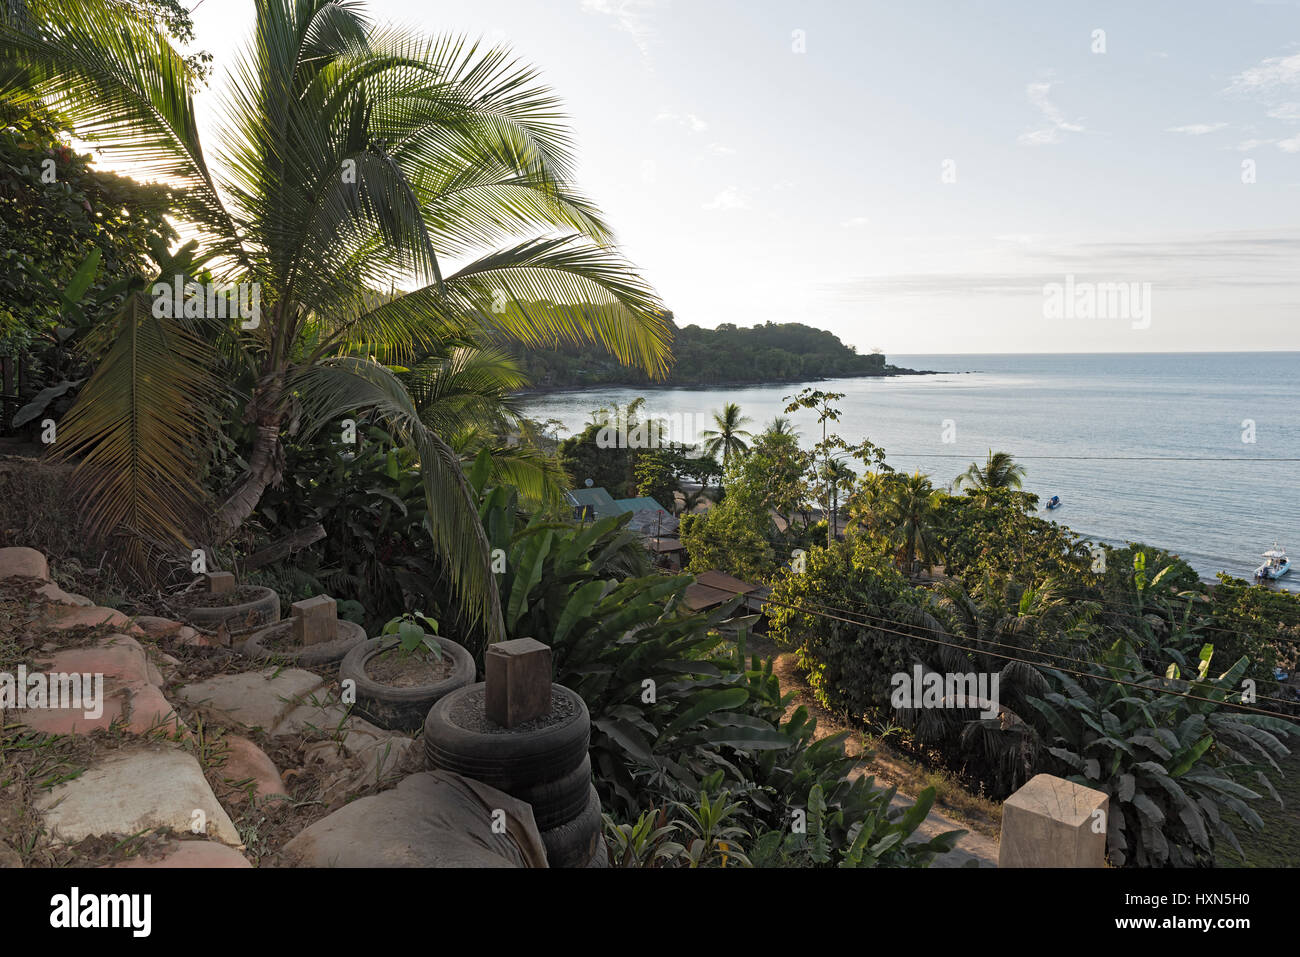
3;0;671;640
817;457;856;542
955;450;1026;493
700;402;752;467
764;415;799;438
873;471;943;572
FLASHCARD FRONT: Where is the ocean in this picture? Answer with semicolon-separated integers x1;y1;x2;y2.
518;352;1300;591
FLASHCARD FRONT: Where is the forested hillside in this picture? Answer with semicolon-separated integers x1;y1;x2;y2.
506;316;918;388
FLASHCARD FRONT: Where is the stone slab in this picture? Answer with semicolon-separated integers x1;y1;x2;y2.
36;746;240;846
110;841;251;868
0;546;49;580
176;668;326;730
34;583;93;606
218;735;287;804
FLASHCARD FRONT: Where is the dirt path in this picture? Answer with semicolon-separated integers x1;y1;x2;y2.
750;635;1000;867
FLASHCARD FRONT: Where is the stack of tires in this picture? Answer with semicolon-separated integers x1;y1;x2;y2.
423;683;605;867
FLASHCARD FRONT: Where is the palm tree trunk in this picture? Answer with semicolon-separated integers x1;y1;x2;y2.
212;374;286;543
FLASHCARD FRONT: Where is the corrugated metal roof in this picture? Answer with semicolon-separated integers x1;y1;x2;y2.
613;496;669;514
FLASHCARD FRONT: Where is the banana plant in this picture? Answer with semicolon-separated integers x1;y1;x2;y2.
1027;639;1294;866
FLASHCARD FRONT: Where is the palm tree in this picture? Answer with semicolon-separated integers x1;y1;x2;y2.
874;471;943;572
764;415;798;438
701;402;752;468
4;0;671;640
817;457;856;542
955;450;1026;493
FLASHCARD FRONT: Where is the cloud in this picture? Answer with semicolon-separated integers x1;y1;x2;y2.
1227;51;1300;93
1268;102;1300;120
656;111;708;132
1018;81;1085;146
703;187;749;210
1235;138;1275;150
825;230;1300;299
1165;122;1227;135
1280;134;1300;152
581;0;661;65
706;142;735;155
841;216;870;229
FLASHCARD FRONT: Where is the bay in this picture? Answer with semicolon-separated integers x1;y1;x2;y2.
519;352;1300;590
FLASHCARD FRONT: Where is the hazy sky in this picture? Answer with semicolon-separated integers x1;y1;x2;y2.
174;0;1300;354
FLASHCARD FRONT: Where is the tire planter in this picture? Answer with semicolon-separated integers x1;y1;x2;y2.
236;618;367;669
513;754;592;831
423;683;590;793
423;682;599;866
340;635;475;732
540;784;603;869
586;836;610;868
172;586;280;636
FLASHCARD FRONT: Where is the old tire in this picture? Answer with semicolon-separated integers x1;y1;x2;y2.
173;586;279;636
514;754;592;831
236;618;366;669
339;636;475;733
540;785;602;869
423;683;589;792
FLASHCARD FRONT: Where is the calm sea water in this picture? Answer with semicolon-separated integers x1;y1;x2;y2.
520;353;1300;590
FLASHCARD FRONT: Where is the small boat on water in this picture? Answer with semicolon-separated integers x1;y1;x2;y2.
1045;495;1061;510
1255;544;1291;581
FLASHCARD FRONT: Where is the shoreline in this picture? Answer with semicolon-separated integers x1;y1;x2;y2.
511;366;952;397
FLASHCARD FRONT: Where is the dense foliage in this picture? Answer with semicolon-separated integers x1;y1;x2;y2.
475;469;958;866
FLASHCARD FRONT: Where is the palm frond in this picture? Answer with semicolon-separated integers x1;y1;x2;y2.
49;291;220;573
293;355;504;646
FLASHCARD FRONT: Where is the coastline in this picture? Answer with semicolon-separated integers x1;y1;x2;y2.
511;365;951;397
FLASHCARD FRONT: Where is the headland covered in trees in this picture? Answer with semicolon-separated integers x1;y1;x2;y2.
506;316;939;389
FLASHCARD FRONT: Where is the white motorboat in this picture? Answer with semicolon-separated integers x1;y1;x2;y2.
1255;544;1291;581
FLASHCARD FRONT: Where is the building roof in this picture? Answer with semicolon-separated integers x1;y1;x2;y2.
625;508;679;538
681;569;765;613
694;569;759;595
681;583;738;612
645;537;684;553
564;487;620;518
613;496;669;515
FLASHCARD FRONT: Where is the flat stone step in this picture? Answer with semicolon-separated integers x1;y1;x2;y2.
36;745;241;847
176;668;327;731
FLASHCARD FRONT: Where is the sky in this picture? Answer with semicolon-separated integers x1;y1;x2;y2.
168;0;1300;354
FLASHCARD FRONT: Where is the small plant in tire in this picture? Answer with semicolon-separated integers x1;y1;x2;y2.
382;611;443;661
